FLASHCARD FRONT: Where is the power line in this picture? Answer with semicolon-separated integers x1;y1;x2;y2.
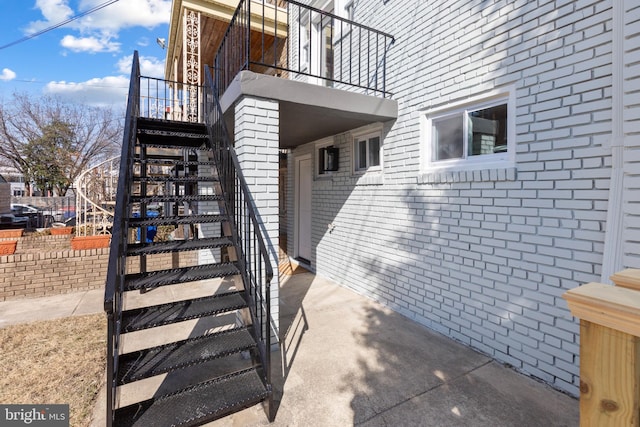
0;0;121;51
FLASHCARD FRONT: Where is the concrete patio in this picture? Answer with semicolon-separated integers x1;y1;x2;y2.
210;270;579;426
0;270;579;426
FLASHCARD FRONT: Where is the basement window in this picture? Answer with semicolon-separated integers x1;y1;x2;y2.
423;90;515;171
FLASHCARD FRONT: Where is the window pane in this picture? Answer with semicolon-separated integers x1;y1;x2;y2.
433;115;463;161
358;140;367;169
369;136;380;166
468;104;507;156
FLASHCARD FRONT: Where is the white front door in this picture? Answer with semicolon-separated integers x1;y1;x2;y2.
296;155;312;262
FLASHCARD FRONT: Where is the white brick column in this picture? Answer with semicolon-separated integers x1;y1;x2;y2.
234;96;280;345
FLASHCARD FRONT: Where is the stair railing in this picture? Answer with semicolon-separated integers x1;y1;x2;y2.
203;65;274;419
104;51;140;427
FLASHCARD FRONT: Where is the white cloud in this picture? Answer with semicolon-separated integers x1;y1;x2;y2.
0;69;17;81
27;0;171;35
60;34;120;53
44;75;130;107
26;0;170;57
75;0;171;32
117;54;165;78
25;0;73;33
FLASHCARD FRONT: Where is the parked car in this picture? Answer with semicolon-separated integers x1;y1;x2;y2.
0;213;28;228
10;203;55;227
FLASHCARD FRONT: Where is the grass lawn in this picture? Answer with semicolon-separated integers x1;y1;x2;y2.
0;314;106;427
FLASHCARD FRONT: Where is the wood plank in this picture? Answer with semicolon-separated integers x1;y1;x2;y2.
563;282;640;337
578;320;640;426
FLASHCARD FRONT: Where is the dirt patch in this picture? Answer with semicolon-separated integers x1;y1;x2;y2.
0;314;106;427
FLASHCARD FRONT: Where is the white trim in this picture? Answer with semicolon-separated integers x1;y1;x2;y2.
601;0;625;282
421;86;516;173
294;153;313;261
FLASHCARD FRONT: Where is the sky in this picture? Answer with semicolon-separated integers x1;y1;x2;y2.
0;0;172;109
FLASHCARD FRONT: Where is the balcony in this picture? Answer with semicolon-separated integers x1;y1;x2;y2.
165;0;398;148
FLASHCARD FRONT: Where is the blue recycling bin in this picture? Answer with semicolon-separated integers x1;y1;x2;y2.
133;210;159;243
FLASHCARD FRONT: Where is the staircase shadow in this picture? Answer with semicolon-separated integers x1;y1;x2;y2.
271;263;314;417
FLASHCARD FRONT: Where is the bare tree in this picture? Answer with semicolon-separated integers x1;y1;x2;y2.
0;92;122;196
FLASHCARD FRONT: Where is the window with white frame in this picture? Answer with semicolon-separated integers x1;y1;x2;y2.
297;1;334;85
299;11;310;72
353;129;382;173
424;94;513;169
344;0;354;21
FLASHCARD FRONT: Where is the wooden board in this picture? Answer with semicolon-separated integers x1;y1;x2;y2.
563;282;640;337
579;320;640;426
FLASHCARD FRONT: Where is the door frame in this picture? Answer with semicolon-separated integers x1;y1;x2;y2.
294;153;312;263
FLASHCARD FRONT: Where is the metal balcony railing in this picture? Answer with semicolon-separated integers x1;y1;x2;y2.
215;0;394;98
139;76;203;122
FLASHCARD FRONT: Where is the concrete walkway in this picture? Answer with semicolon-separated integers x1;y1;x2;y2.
0;275;579;426
0;288;103;328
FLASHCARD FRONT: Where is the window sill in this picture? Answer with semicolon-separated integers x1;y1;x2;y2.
354;173;383;186
418;166;517;184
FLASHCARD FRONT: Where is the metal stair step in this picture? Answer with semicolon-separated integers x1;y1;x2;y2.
130;194;223;204
136;158;217;167
132;176;219;183
127;236;233;256
124;262;240;291
129;214;225;227
117;326;257;385
137;117;208;134
114;367;269;427
137;133;208;149
121;291;247;332
136;117;209;149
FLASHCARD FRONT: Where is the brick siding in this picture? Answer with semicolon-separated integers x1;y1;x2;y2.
285;0;626;396
0;236;198;302
0;248;109;301
235;96;280;344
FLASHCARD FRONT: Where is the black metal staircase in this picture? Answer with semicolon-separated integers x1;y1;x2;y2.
104;52;273;426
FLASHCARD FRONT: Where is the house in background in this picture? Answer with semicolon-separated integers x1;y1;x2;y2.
103;0;639;424
0;166;26;197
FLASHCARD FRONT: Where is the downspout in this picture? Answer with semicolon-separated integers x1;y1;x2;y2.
600;0;625;283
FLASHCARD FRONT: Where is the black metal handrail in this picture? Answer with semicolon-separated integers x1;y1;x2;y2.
138;76;202;122
203;65;274;417
104;52;140;427
214;0;394;98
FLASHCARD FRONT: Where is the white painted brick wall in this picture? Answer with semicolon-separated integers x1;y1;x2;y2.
285;0;628;397
235;96;280;343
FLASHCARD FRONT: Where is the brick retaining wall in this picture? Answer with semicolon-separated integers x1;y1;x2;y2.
0;235;198;301
0;248;109;301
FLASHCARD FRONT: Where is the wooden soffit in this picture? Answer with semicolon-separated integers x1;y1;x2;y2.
165;0;288;80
